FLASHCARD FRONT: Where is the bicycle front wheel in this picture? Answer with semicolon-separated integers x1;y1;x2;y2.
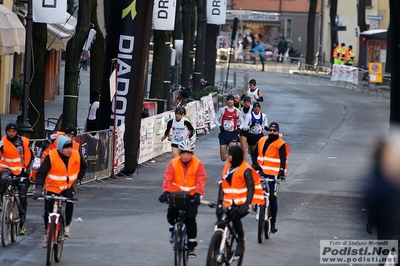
174;224;188;266
206;230;224;266
46;219;55;266
11;199;19;243
1;198;11;247
54;216;65;262
257;204;266;243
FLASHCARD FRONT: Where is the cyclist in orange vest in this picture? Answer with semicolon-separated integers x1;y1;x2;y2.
0;122;33;235
159;139;207;258
339;43;347;65
33;136;87;244
217;145;264;257
251;122;290;233
333;42;340;65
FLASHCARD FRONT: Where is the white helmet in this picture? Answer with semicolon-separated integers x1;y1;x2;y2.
178;139;195;153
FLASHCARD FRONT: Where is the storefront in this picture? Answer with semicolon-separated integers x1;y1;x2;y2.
224;10;282;51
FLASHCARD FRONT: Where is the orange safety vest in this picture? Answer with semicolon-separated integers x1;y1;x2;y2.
256;136;290;176
42;132;79;160
221;161;264;206
333;46;341;58
170;156;200;196
345;49;354;63
0;136;31;175
44;149;81;194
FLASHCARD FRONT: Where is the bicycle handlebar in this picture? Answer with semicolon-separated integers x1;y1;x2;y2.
38;195;77;203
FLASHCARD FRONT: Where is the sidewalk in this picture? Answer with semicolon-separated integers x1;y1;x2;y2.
1;61;91;137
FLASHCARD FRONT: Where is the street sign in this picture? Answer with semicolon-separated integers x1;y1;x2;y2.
367;15;383;20
338;26;347;31
335;14;339;26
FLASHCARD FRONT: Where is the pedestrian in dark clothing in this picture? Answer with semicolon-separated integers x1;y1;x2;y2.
365;130;400;243
277;36;288;63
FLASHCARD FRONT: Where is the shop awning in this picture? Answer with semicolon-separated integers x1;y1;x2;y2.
0;5;25;55
17;8;77;51
360;29;387;39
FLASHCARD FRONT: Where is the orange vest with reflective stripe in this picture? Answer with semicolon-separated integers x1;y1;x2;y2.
0;136;31;175
42;133;79;160
44;149;81;194
256;136;290;176
170;156;200;196
221;161;264;206
333;46;340;58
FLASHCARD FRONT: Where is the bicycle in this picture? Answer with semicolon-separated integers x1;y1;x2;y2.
39;194;76;266
1;176;24;247
170;85;192;110
164;192;191;266
255;176;277;243
202;200;244;266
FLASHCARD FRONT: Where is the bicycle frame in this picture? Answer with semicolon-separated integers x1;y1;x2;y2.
47;201;62;245
167;192;191;266
203;201;243;265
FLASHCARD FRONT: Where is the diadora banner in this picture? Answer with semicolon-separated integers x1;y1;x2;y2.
152;0;176;30
98;0;154;174
207;0;227;25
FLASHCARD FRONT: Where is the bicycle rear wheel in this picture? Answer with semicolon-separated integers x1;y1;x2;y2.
257;204;266;243
46;219;55;266
174;224;188;266
206;230;223;266
54;216;64;262
11;200;19;243
1;198;11;247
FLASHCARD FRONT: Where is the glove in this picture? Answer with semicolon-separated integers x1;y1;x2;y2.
253;164;262;172
32;157;41;169
158;192;169;203
264;126;269;131
191;193;201;205
250;122;255;128
238;204;250;215
219;125;224;132
278;169;285;181
236;128;240;134
32;185;43;200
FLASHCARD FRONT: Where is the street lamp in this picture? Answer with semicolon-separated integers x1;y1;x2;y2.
18;0;33;137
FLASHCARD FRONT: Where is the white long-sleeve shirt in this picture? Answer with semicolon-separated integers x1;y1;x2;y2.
242;112;268;133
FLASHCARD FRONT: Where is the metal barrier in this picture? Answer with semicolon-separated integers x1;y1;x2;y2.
30;129;113;185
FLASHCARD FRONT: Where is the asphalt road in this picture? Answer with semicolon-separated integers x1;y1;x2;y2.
0;70;390;266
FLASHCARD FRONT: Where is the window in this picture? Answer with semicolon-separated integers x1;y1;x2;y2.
365;0;372;7
286;19;292;40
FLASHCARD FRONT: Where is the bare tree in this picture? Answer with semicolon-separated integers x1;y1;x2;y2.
150;30;169;100
204;24;219;86
28;23;47;138
357;0;367;68
305;0;318;65
61;0;92;129
329;0;338;64
193;0;207;92
90;0;105;92
181;0;193;89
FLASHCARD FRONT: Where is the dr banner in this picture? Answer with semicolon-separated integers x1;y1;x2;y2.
98;0;154;174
